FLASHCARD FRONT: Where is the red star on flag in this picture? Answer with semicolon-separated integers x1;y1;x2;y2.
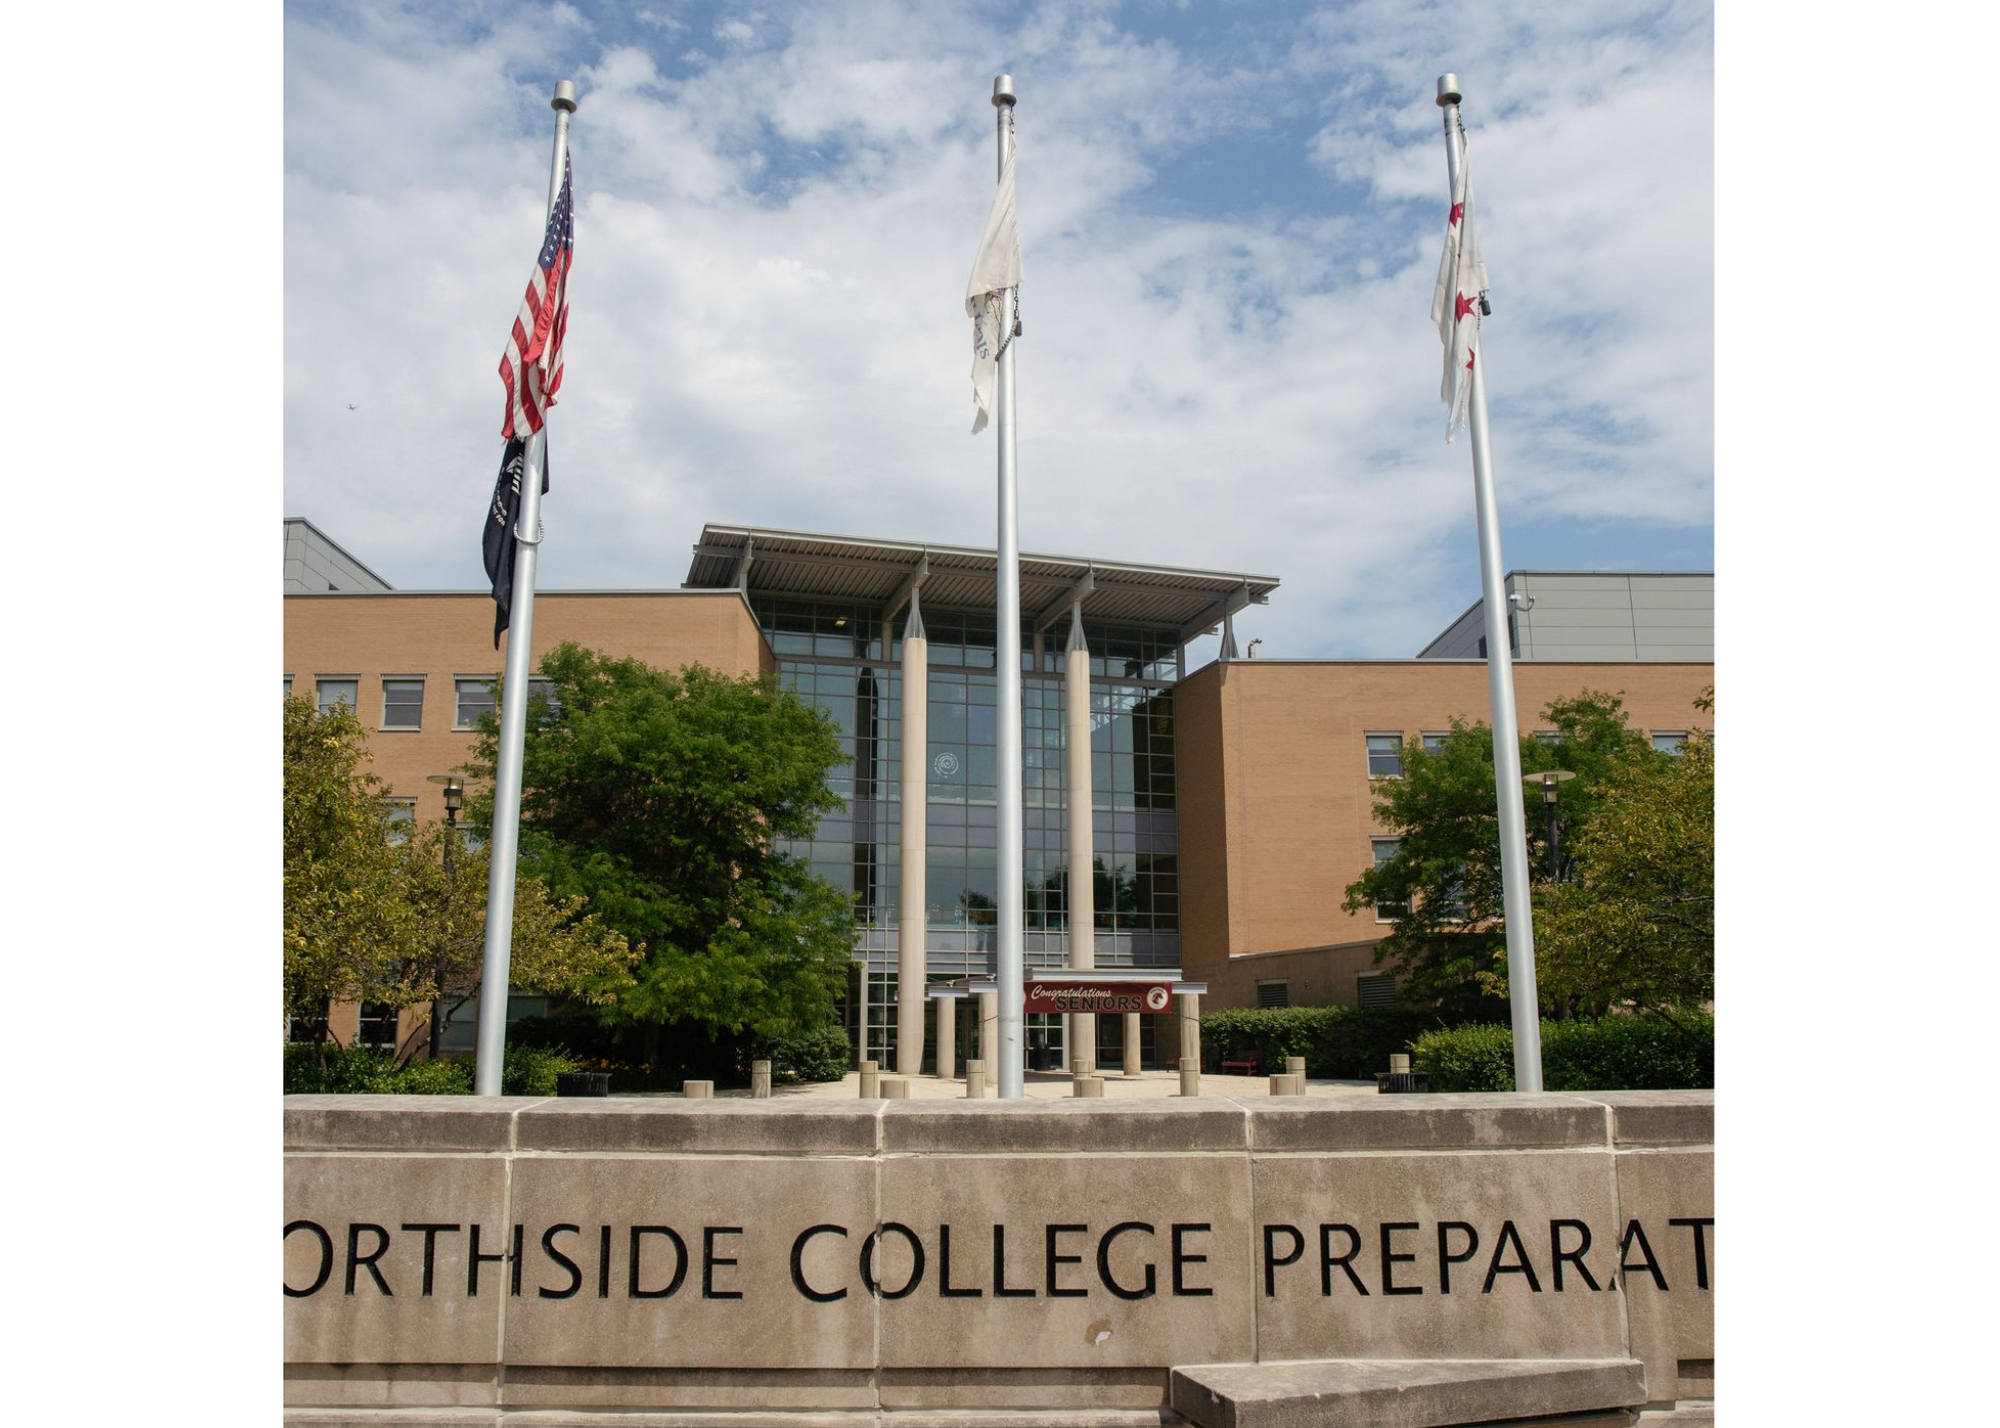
1449;201;1464;228
1454;291;1478;323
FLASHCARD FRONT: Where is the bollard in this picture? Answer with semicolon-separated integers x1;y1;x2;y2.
682;1079;714;1100
1179;1058;1200;1098
1268;1073;1303;1096
859;1060;879;1099
1074;1076;1105;1098
1285;1056;1306;1079
881;1078;910;1099
750;1059;772;1099
965;1060;986;1098
1389;1053;1412;1075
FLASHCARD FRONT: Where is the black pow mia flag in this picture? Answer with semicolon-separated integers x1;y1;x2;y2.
482;437;550;649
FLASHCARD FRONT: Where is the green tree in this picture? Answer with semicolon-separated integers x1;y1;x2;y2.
284;695;414;1025
1340;690;1667;1016
469;645;854;1057
283;695;636;1051
1533;725;1714;1018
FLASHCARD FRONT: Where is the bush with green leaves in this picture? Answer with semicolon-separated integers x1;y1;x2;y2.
1198;1006;1454;1079
768;1024;851;1083
474;1044;578;1097
284;1041;400;1094
388;1058;473;1095
284;1042;562;1095
1412;1012;1713;1091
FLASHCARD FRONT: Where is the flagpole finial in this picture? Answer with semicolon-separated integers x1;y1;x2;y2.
552;80;578;113
1436;74;1462;107
993;75;1016;107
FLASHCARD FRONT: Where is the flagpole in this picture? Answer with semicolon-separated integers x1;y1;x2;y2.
992;75;1025;1100
473;78;577;1097
1436;73;1544;1093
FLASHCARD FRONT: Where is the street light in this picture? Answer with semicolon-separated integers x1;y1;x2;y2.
426;775;467;1059
1523;769;1575;881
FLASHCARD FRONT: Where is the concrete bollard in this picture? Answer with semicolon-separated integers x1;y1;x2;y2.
750;1060;772;1098
859;1060;878;1099
1074;1076;1105;1098
1269;1073;1303;1096
881;1078;910;1099
682;1080;714;1099
1389;1053;1412;1075
1123;1012;1143;1078
1179;1058;1200;1098
1285;1056;1306;1079
965;1060;986;1098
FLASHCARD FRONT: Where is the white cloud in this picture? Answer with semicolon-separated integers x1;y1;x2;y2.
284;0;1712;658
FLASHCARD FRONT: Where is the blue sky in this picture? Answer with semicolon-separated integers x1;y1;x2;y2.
284;0;1713;658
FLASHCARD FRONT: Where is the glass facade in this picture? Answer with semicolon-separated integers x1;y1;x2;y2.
752;594;1183;1069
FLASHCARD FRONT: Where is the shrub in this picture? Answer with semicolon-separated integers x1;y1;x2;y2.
1199;1006;1451;1079
1412;1011;1714;1091
388;1058;473;1095
768;1024;851;1083
480;1043;578;1097
284;1041;399;1094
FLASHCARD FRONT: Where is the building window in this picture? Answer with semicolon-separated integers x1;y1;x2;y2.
381;678;424;730
356;1002;400;1051
1256;979;1290;1009
528;676;560;716
456;677;497;730
384;797;416;846
1371;839;1407;920
1421;731;1449;752
316;678;357;714
284;675;294;697
1531;730;1560;744
286;1010;329;1044
1356;972;1398;1008
1366;733;1404;778
1435;871;1469;923
1652;731;1688;755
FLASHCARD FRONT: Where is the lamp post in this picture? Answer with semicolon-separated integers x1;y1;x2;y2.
426;774;466;1060
1523;770;1575;881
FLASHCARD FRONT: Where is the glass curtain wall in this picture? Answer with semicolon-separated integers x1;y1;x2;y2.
755;595;1181;1070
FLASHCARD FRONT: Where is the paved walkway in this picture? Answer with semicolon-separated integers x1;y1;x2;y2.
663;1069;1384;1100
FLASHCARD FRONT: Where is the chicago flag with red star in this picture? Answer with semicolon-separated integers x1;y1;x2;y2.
1429;135;1489;442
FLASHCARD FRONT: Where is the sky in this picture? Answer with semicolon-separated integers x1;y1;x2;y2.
284;0;1714;660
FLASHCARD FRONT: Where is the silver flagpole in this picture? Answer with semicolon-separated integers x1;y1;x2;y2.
473;79;577;1097
1436;74;1543;1092
992;75;1025;1099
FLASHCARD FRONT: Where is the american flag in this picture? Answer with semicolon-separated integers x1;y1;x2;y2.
499;154;574;440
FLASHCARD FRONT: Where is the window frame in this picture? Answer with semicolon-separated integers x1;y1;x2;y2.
455;675;499;731
1420;731;1449;753
1370;838;1407;922
1255;979;1291;1009
1651;730;1689;755
1365;731;1405;779
379;676;426;731
384;796;416;846
315;676;359;715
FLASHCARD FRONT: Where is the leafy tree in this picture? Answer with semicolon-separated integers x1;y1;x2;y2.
1340;690;1671;1016
469;644;854;1058
1532;726;1714;1018
284;695;417;1024
283;694;635;1052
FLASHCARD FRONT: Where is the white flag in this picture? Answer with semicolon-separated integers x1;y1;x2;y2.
1429;136;1489;442
966;144;1023;435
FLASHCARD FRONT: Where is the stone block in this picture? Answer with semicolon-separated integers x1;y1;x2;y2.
875;1367;1168;1410
498;1366;876;1410
874;1151;1256;1370
1243;1093;1608;1153
284;1095;524;1153
283;1362;498;1408
284;1155;510;1366
881;1098;1246;1156
1593;1091;1714;1148
502;1153;878;1370
1170;1357;1646;1428
1613;1147;1714;1403
515;1100;880;1158
1250;1148;1626;1362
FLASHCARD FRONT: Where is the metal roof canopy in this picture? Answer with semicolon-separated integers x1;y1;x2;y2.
686;524;1278;634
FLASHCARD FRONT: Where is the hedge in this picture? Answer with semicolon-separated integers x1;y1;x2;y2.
768;1024;852;1084
1198;1007;1453;1079
1411;1011;1713;1091
282;1041;572;1096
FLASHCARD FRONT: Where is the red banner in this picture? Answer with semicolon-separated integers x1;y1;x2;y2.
1022;980;1176;1015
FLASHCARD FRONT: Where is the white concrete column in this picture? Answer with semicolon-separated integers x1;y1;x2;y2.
1064;604;1096;1069
1123;1011;1142;1077
1177;992;1201;1070
979;990;998;1086
855;960;869;1068
897;599;929;1078
934;994;957;1079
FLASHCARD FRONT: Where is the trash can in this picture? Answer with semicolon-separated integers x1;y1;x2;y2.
556;1071;611;1097
1374;1071;1431;1094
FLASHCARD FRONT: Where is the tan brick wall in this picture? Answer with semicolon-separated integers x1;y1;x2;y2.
283;590;773;821
1177;659;1712;1008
